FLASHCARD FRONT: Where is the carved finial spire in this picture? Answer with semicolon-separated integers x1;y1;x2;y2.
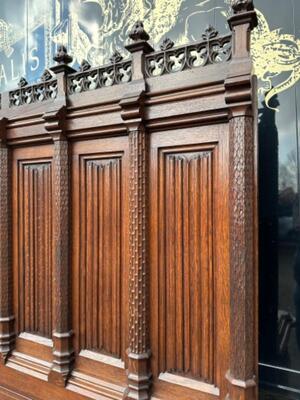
53;45;73;65
80;59;91;72
110;51;123;64
228;0;257;34
160;38;174;51
129;21;150;42
202;25;218;41
125;20;154;80
18;77;28;88
40;69;53;82
231;0;255;14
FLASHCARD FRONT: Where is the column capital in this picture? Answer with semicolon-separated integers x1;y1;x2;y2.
120;90;146;128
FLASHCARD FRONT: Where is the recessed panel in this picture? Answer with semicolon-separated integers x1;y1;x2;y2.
72;142;129;365
16;160;53;338
158;148;215;382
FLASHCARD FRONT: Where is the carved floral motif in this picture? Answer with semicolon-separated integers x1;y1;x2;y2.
80;59;91;72
160;38;174;51
18;77;28;88
110;50;123;64
40;69;53;82
202;25;218;41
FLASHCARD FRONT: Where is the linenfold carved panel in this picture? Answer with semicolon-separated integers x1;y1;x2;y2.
16;161;53;338
157;148;215;382
76;154;123;358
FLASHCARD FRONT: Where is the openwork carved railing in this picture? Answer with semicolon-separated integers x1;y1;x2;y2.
145;27;232;77
9;74;58;107
6;24;232;107
67;53;132;94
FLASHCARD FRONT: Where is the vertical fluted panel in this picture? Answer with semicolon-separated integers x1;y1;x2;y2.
78;158;122;357
159;151;214;383
17;163;52;337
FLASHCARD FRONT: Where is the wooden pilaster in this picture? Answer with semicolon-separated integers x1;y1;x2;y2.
225;2;258;399
43;47;75;386
120;22;154;400
0;117;14;364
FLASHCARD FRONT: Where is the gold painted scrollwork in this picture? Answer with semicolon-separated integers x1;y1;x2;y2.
251;10;300;111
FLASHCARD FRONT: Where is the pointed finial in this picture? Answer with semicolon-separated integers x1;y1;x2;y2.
110;51;123;64
232;0;255;14
18;77;28;88
80;59;91;72
53;45;73;65
160;38;174;51
40;69;53;82
129;21;150;42
202;25;218;41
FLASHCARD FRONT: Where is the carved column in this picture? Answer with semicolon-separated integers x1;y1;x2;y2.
43;47;75;386
0;117;14;364
121;22;154;400
225;2;258;400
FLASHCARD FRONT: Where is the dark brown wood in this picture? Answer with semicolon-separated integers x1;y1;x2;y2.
0;1;258;399
225;2;258;399
0;117;15;364
43;54;76;386
120;22;153;400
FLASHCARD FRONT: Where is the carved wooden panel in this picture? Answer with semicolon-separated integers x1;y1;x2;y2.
72;138;129;362
162;150;214;380
157;148;214;380
12;146;53;339
149;126;230;398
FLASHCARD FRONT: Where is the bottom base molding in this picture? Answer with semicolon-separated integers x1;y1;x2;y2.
67;371;125;400
0;385;33;400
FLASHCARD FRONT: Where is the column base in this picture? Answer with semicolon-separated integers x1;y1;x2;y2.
226;370;256;400
0;316;15;364
48;331;74;387
124;351;152;400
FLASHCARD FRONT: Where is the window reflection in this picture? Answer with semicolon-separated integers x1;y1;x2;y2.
259;89;300;396
259;94;279;366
